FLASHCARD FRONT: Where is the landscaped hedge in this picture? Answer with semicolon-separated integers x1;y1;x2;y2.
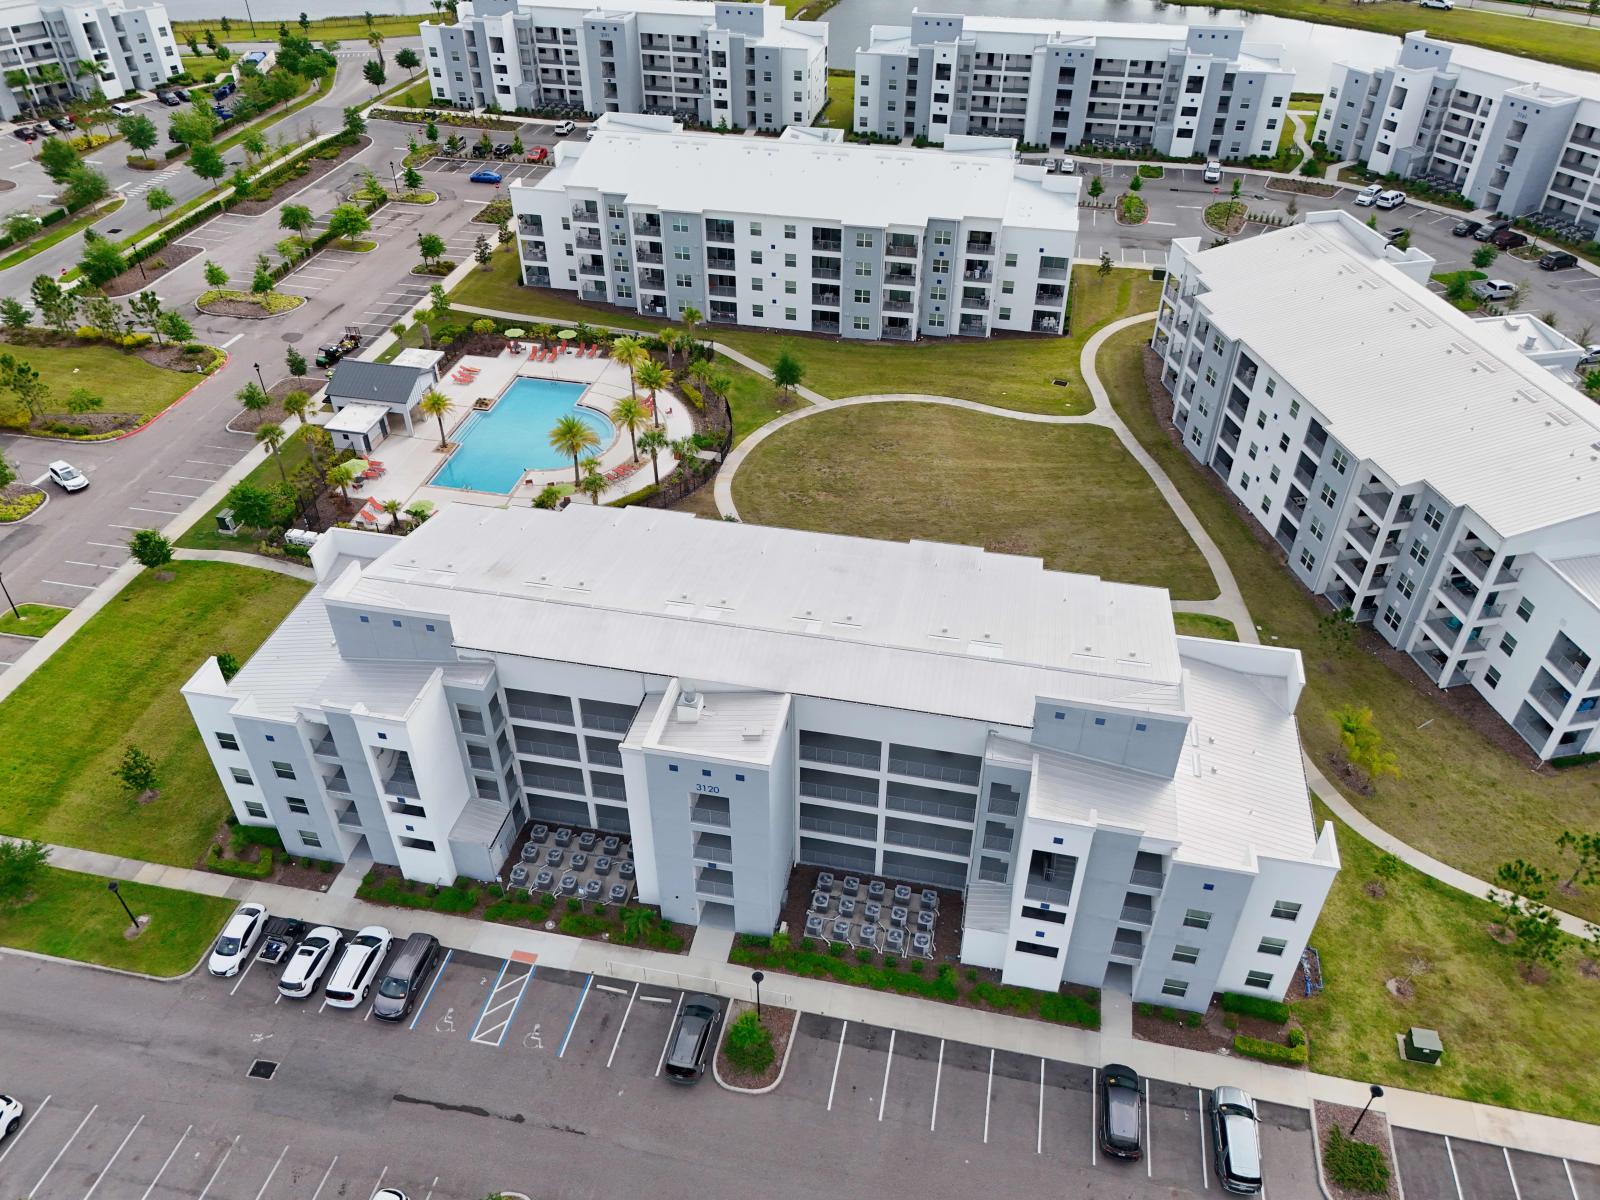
1220;992;1291;1024
1232;1031;1308;1066
208;843;275;878
0;490;45;522
731;939;962;1002
358;870;480;913
1322;1128;1391;1195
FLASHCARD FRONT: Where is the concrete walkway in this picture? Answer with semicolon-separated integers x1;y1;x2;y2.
17;835;1599;1164
172;548;315;580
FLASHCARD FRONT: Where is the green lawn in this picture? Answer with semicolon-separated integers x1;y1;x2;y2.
453;251;1164;415
1172;612;1239;641
1100;323;1600;921
0;561;309;866
1431;270;1489;313
0;603;70;638
176;423;314;551
0;866;234;977
723;358;805;445
174;13;443;43
1297;800;1600;1124
0;197;125;273
731;402;1218;600
815;72;854;131
0;337;194;419
1165;0;1600;75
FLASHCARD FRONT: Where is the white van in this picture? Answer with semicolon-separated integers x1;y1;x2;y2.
1202;160;1222;183
110;102;135;117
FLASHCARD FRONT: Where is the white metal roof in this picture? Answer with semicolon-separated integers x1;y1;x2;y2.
1378;31;1600;111
1185;214;1600;537
324;403;391;435
649;689;789;764
523;125;1080;231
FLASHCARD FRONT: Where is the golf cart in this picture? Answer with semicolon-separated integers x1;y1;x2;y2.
316;327;363;369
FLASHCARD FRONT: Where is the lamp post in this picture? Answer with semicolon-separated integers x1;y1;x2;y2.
389;159;400;194
107;880;137;930
253;361;266;393
1350;1084;1385;1137
0;568;19;621
751;969;764;1019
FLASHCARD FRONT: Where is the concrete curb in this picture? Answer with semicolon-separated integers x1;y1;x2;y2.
0;938;211;986
711;999;798;1096
0;486;47;524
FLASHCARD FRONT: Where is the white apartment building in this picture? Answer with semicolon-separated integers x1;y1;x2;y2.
0;0;180;119
510;113;1080;340
854;12;1294;159
1155;210;1600;760
1319;31;1600;233
182;505;1338;1009
420;0;827;132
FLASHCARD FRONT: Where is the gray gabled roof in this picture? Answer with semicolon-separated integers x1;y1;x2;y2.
326;360;427;406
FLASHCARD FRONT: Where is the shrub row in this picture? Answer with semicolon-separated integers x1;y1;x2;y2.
358;871;481;913
207;843;275;878
1231;1031;1308;1066
0;190;103;253
1322;1128;1391;1195
735;943;963;1002
0;490;46;521
1220;991;1290;1024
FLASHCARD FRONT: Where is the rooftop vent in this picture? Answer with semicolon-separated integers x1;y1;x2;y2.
675;687;704;724
741;725;764;742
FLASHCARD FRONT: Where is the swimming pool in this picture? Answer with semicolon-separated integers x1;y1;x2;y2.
430;377;615;494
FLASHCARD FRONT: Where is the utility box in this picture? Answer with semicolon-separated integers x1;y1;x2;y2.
1404;1026;1443;1064
215;509;239;534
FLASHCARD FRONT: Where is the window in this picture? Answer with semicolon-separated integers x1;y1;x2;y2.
785;307;796;321
300;831;322;849
1500;632;1517;656
855;231;874;248
933;230;952;246
674;273;692;289
1004;252;1018;268
784;280;796;294
1485;665;1501;689
1258;936;1288;956
1289;399;1300;419
1279;434;1290;452
215;731;239;751
271;761;295;780
1260;495;1271;515
930;285;947;301
286;797;310;815
1269;465;1280;483
1204;367;1217;387
1013;940;1059;958
1309;516;1325;541
1244;970;1273;989
1000;281;1014;295
1299;548;1315;571
854;288;870;304
1397;575;1415;600
244;801;267;819
230;767;254;786
1320;483;1337;508
1256;412;1267;430
749;221;761;236
784;253;796;268
750;250;763;265
1183;909;1212;930
998;308;1011;321
1423;504;1443;531
671;217;689;233
1161;978;1189;998
853;316;870;331
673;246;691;261
1409;541;1429;567
1331;450;1348;474
751;278;764;292
1382;605;1401;632
1021;904;1067;924
1172;944;1200;964
1270;900;1302;921
1265;377;1276;397
1516;598;1535;622
854;261;872;277
751;304;764;318
784;224;796;239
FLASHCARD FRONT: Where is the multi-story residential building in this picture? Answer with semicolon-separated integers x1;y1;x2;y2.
853;12;1294;159
0;0;180;119
182;505;1338;1009
1155;210;1600;760
420;0;827;132
1319;31;1600;233
509;113;1080;340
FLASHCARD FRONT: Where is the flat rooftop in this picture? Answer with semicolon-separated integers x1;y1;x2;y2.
866;13;1286;69
1185;213;1600;537
522;126;1080;230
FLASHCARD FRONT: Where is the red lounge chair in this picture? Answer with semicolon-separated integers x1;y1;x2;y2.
588;344;599;358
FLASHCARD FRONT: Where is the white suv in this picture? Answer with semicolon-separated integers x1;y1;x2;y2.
324;925;392;1008
208;902;268;977
277;926;343;1000
1375;189;1406;209
1203;160;1222;184
48;461;87;491
553;119;575;135
1354;183;1383;207
0;1094;23;1142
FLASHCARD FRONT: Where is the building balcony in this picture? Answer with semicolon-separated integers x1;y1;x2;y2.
886;239;918;258
522;244;548;263
1119;903;1154;927
962;263;992;283
382;773;420;800
695;868;734;898
882;298;914;313
887;753;978;788
518;215;543;234
1546;651;1592;689
633;216;661;236
1025;878;1075;907
312;734;339;761
337;803;364;832
1109;933;1144;961
574;229;600;249
1409;647;1474;688
635;248;662;264
799;812;878;843
811;263;842;280
1529;681;1571;724
1357;484;1393;519
964;240;996;256
884;789;975;824
571;204;598;223
812;288;841;308
958;318;988;337
885;266;916;285
693;838;733;865
812;314;840;335
689;804;731;828
708;284;737;298
799;741;879;771
812;233;843;253
1452;545;1519;587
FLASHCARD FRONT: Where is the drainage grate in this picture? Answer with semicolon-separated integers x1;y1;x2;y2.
247;1059;279;1080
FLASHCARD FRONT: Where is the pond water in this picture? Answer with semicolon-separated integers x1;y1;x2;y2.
818;0;1405;88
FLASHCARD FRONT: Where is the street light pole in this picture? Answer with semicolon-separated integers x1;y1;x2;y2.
253;361;266;393
751;969;764;1019
0;569;19;621
107;880;137;929
1350;1084;1385;1137
390;159;400;194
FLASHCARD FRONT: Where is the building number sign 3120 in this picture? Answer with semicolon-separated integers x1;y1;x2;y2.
695;783;721;795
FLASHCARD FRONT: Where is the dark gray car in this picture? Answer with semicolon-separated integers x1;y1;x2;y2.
1210;1086;1263;1194
371;932;440;1022
663;993;723;1083
1099;1063;1144;1159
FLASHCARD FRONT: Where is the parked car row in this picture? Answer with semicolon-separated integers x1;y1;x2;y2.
1353;184;1406;210
1096;1064;1265;1194
10;117;72;142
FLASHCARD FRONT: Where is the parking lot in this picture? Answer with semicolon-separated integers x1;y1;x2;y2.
1392;1126;1600;1200
422;154;553;186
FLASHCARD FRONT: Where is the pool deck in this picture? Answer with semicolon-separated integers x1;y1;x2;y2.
341;344;699;520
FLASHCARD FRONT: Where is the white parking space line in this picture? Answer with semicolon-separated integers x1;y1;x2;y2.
471;957;535;1048
1090;1067;1097;1167
41;578;95;590
108;523;147;531
128;506;179;515
0;1094;48;1166
253;1143;289;1199
28;1102;96;1197
169;474;215;483
1198;1089;1208;1189
64;560;117;570
369;1166;388;1199
983;1048;995;1145
1036;1058;1044;1154
1145;1077;1153;1177
556;973;593;1057
309;1155;338;1200
655;993;684;1078
1563;1158;1580;1200
1506;1146;1523;1200
84;1115;144;1200
138;1125;191;1200
147;490;198;499
86;541;126;550
605;981;640;1069
229;953;259;996
877;1029;895;1121
930;1039;944;1132
196;1135;240;1200
1445;1136;1465;1200
826;1021;848;1111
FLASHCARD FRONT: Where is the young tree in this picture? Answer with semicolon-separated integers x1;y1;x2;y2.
118;113;159;158
29;275;76;336
167;106;218;147
417;230;446;267
356;170;387;206
579;458;606;505
476;131;494;157
509;133;524;157
326;203;371;243
78;292;127;342
276;204;314;247
299;11;311;33
1098;248;1113;277
188;141;227;186
403;164;423;192
1472;245;1498;270
380;497;404;531
3;211;40;244
1087;174;1104;199
61;164;109;210
0;839;49;908
285;346;308;383
38;135;79;183
186;33;201;55
240;129;268;165
127;290;164;339
1556;830;1600;891
127;529;173;568
203;259;228;289
429;283;451;323
425;120;439;145
156;310;193;345
419;387;451;448
0;297;32;333
362;59;386;88
343;105;367;138
1331;704;1399;785
224;481;284;530
114;744;159;801
65;386;102;414
366;27;386;65
1488;860;1565;978
145;185;174;220
236;380;271;414
396;47;420;77
282;389;310;426
77;237;126;287
1229;176;1241;199
473;232;491;270
1445;272;1472;306
1128;172;1143;194
771;349;804;398
250;259;274;295
0;353;47;419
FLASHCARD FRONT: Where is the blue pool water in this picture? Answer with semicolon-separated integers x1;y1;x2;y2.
431;378;614;494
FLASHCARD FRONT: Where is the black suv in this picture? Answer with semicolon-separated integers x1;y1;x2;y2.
1098;1064;1144;1160
1539;250;1578;271
663;993;723;1083
1473;220;1510;242
1452;218;1482;238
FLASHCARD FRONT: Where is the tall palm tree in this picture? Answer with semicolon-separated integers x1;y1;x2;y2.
366;28;386;65
686;358;717;403
419;388;452;448
5;68;37;117
282;390;310;427
549;414;600;487
635;359;671;428
637;426;669;487
610;335;644;400
610;395;648;461
679;305;703;355
327;458;362;503
255;422;287;482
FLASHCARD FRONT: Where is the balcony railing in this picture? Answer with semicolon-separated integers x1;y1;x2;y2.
695;874;734;897
884;792;973;823
802;780;878;807
886;240;918;258
964;240;995;256
1546;652;1592;688
1129;867;1165;888
337;803;363;831
383;774;420;800
1025;879;1073;906
799;813;877;841
1110;935;1145;960
689;805;731;827
312;735;339;760
887;757;978;787
1119;904;1153;926
635;249;662;264
571;205;598;223
693;841;733;865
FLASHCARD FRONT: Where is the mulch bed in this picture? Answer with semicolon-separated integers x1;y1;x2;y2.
103;243;202;297
30;411;142;435
716;1000;796;1090
228;135;373;216
230;376;329;433
1132;994;1290;1053
1137;347;1555;767
197;295;286;318
1314;1100;1401;1200
1267;178;1339;198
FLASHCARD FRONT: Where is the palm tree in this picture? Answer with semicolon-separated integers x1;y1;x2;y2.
380;497;404;531
530;322;556;350
579;457;605;505
549;414;600;487
255;422;287;482
637;426;669;487
679;304;703;353
327;458;362;504
282;390;310;427
610;395;648;461
5;68;36;117
686;358;718;403
610;335;644;400
419;388;451;448
366;28;386;65
405;500;435;527
635;359;671;428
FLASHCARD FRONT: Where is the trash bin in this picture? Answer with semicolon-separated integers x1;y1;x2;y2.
1404;1027;1443;1064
